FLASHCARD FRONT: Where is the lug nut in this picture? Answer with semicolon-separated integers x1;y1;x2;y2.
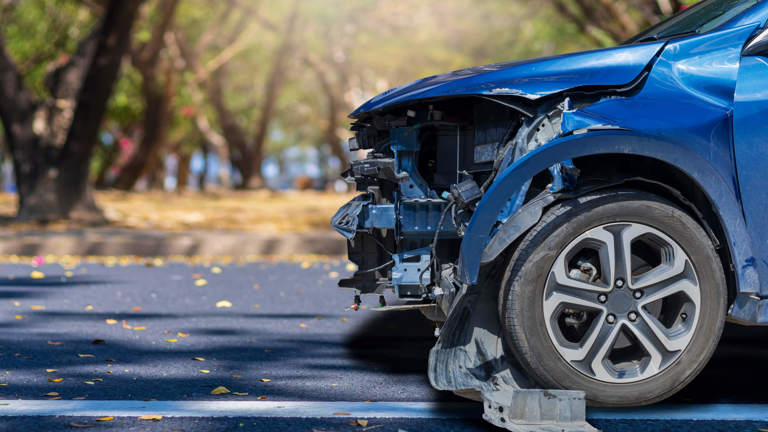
633;290;643;299
681;312;688;321
615;278;625;288
598;294;608;303
628;311;638;322
606;314;616;324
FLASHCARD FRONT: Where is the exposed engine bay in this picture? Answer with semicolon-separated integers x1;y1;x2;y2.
332;96;578;316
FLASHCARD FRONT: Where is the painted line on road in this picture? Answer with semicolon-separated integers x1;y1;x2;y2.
0;400;480;418
588;404;768;421
1;400;767;421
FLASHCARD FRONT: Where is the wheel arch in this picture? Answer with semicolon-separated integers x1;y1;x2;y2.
457;131;759;301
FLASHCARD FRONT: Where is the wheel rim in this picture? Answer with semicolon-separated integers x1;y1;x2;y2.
542;222;701;383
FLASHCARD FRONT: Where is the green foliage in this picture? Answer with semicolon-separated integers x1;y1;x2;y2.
1;0;96;98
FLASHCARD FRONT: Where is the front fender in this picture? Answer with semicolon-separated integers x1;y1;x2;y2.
457;131;759;296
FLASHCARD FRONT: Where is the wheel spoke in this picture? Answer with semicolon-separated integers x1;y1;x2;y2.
632;242;688;290
637;307;694;352
585;322;622;381
626;316;671;374
606;224;645;284
639;277;699;307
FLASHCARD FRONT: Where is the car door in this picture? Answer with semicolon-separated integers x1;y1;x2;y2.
733;26;768;283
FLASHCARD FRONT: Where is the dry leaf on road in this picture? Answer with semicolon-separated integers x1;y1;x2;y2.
138;415;163;421
210;386;230;395
216;300;232;308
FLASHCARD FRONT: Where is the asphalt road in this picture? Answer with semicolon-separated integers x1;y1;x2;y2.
0;260;766;431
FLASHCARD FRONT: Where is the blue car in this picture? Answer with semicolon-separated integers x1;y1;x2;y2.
332;0;768;407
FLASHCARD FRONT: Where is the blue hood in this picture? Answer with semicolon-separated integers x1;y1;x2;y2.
351;42;666;118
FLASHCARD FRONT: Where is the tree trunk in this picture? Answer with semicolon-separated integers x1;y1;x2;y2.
0;0;142;222
245;6;299;189
115;0;180;191
115;61;176;190
176;151;191;192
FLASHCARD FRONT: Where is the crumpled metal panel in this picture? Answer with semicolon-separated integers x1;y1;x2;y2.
351;42;665;118
428;284;596;431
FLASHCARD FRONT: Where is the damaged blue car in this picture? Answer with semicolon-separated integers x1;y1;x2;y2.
332;0;768;410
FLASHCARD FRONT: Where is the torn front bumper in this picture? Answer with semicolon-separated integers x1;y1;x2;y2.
429;281;596;432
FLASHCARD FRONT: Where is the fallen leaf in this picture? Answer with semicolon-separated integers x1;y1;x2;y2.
192;273;201;279
252;305;260;309
44;392;59;396
329;271;340;278
84;381;95;385
342;317;349;322
357;419;369;427
138;415;162;421
14;315;24;320
45;369;57;373
133;326;146;331
69;423;92;428
299;323;307;328
199;369;210;374
192;357;205;361
29;305;45;310
211;266;222;274
95;416;113;422
84;305;94;311
195;279;208;286
92;378;103;382
233;392;248;396
345;263;357;272
77;354;95;358
30;271;45;279
300;261;311;269
216;300;232;308
105;319;118;325
48;378;63;382
260;378;271;382
252;284;260;290
177;332;189;338
333;412;351;416
64;272;74;278
210;386;230;395
165;339;178;343
122;320;131;329
132;306;141;311
11;301;20;307
91;339;105;345
257;395;267;400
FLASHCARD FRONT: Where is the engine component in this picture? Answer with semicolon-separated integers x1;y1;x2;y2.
450;179;482;209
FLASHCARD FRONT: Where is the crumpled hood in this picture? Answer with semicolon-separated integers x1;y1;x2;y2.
351;42;665;118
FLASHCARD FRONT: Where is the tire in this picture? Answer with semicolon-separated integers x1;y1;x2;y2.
500;189;726;406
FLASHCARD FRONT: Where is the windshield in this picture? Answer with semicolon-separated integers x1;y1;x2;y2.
625;0;762;43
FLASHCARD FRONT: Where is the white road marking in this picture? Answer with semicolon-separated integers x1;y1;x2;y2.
0;400;480;418
589;404;768;421
0;400;766;421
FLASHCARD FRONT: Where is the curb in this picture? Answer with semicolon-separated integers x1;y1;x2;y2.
0;229;347;257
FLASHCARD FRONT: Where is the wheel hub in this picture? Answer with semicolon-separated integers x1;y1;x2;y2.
542;222;701;383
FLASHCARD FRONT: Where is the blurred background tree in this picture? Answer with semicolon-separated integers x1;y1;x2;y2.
0;0;696;222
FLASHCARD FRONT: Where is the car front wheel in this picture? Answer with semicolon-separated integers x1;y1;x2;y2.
500;189;726;406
